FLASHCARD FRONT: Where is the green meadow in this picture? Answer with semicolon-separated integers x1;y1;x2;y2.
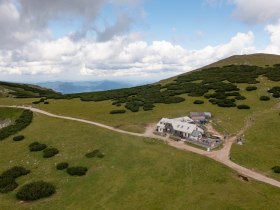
0;108;280;210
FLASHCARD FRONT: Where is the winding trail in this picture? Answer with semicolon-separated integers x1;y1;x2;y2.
2;105;280;189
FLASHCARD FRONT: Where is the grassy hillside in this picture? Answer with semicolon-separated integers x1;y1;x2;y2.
0;81;63;99
0;108;280;210
231;109;280;181
160;53;280;84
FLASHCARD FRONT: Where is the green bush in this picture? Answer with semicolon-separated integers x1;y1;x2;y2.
1;166;30;179
272;166;280;173
32;101;40;104
0;166;30;193
216;99;236;107
246;86;257;91
43;148;59;158
56;162;69;170
110;110;126;114
29;142;47;151
13;135;25;141
97;153;105;158
268;86;280;98
44;101;49;104
16;181;56;201
259;96;270;101
0;177;18;193
0;110;33;141
85;150;100;158
66;167;88;176
193;100;204;104
237;105;250;109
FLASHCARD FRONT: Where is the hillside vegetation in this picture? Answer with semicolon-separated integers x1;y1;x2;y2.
0;109;280;210
0;81;63;99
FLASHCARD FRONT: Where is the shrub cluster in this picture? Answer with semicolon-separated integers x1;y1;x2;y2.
56;162;69;170
85;149;105;159
193;100;204;104
0;110;33;141
272;166;280;174
43;148;59;158
268;86;280;98
67;64;280;112
259;96;270;101
29;142;47;152
66;167;88;176
0;166;30;193
246;86;257;91
237;105;250;109
16;181;56;201
32;98;50;105
13;135;25;141
85;149;100;158
110;110;126;114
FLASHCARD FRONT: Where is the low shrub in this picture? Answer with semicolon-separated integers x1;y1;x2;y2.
0;166;30;193
43;148;59;158
44;101;49;104
0;110;33;141
1;167;30;179
246;86;257;91
32;101;40;104
272;166;280;174
29;142;47;151
16;181;56;201
268;86;280;98
110;110;126;114
0;177;18;193
85;149;100;158
13;135;25;141
66;167;88;176
97;153;105;158
193;100;204;104
259;96;270;101
237;105;250;109
216;99;236;107
56;162;69;170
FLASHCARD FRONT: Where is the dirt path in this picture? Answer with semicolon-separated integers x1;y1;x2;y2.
3;105;280;189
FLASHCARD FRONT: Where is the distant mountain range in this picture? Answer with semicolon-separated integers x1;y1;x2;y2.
37;81;137;94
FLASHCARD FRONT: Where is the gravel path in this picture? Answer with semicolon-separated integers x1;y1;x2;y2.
3;105;280;189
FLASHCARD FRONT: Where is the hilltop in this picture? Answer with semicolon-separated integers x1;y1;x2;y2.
160;53;280;84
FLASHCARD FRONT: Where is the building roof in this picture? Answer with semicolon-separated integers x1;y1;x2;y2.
173;116;194;123
157;117;204;134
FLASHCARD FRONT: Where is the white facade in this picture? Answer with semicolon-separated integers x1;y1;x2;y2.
156;116;204;140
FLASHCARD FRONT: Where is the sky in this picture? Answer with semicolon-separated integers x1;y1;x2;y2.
1;0;280;83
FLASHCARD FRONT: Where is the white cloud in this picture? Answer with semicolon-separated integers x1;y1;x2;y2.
232;0;280;24
264;20;280;54
0;31;256;81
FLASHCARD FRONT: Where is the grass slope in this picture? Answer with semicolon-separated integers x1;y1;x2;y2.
0;76;276;135
0;109;280;210
0;107;23;122
231;109;280;181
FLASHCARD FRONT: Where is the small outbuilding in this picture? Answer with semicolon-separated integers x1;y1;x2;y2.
189;112;212;123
